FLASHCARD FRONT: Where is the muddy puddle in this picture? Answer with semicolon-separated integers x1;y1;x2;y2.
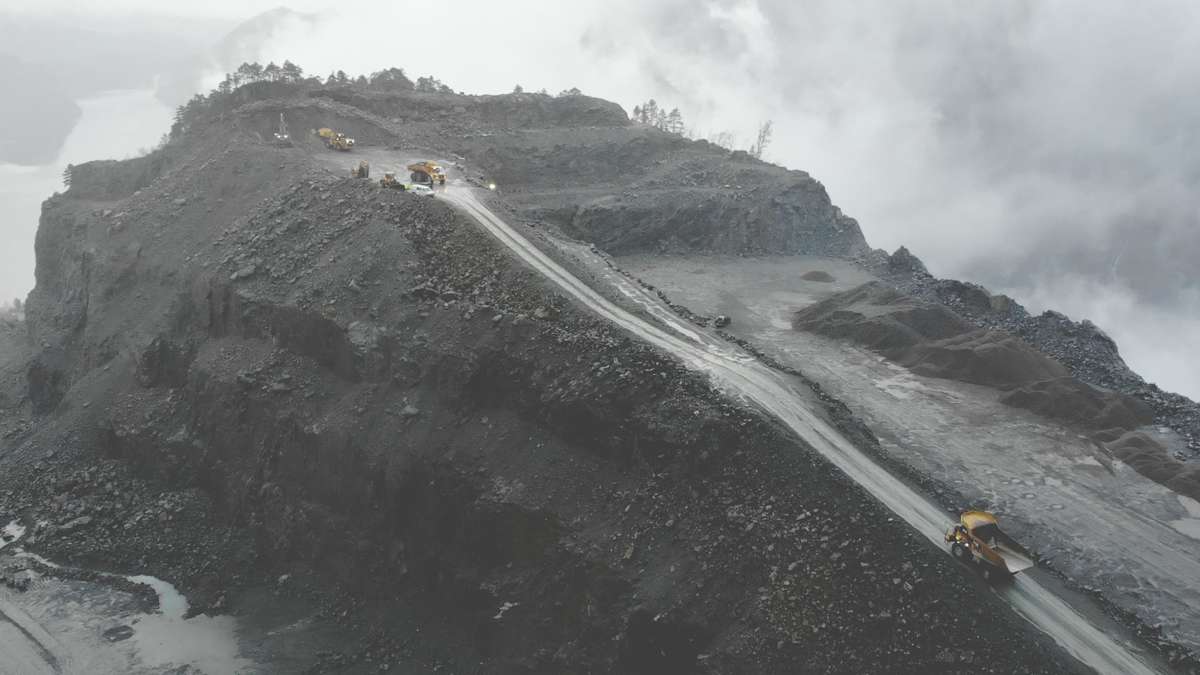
0;522;257;674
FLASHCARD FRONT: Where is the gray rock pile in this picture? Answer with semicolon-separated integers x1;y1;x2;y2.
879;248;1200;457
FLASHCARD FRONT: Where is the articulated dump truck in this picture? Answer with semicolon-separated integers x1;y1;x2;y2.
946;510;1034;581
316;127;355;151
407;161;446;185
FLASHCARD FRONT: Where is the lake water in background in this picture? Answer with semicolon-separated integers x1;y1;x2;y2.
0;88;173;304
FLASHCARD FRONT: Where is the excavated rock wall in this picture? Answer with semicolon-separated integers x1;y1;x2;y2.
453;126;872;259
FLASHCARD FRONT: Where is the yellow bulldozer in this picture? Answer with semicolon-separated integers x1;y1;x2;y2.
316;127;355;151
407;161;446;186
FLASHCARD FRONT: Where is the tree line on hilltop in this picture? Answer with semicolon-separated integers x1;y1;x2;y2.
60;59;775;189
632;98;774;159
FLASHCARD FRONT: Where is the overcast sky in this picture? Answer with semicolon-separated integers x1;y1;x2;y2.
5;1;1199;398
2;0;311;18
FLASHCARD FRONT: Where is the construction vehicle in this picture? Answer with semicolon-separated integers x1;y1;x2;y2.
946;511;1034;581
407;161;446;186
273;113;291;146
380;173;436;197
380;172;406;190
316;127;355;151
351;160;370;179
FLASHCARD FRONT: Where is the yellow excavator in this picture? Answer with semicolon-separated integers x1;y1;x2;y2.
407;161;446;185
316;127;355;151
946;511;1034;581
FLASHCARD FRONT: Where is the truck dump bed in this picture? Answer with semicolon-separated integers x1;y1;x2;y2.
955;509;1032;571
969;519;1035;574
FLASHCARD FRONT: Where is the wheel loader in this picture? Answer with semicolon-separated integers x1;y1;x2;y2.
379;172;406;190
351;160;370;179
407;161;446;186
945;510;1034;581
316;127;355;151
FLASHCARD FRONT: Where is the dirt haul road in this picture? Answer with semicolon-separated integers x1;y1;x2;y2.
440;186;1161;675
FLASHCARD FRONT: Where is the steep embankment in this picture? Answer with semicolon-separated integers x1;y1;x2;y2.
0;86;1090;673
464;129;870;258
0;315;31;441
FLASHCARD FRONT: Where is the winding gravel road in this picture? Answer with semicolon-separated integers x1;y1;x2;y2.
443;185;1162;675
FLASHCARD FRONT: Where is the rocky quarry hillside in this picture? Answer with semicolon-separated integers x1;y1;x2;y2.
3;76;1191;673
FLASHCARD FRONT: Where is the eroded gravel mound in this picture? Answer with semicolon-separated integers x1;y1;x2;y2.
1001;377;1154;431
1094;429;1200;502
793;282;1069;389
904;330;1070;390
793;282;1151;422
880;248;1200;456
791;281;1200;504
793;282;970;351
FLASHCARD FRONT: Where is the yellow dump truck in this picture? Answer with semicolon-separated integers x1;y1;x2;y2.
407;161;446;185
946;511;1034;581
317;127;355;151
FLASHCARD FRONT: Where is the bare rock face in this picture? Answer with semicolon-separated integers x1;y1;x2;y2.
0;317;32;440
887;245;929;278
458;124;872;259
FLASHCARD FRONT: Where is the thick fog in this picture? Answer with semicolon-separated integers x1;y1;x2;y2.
4;1;1198;399
205;0;1200;400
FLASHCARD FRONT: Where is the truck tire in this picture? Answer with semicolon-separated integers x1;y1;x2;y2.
951;543;969;561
